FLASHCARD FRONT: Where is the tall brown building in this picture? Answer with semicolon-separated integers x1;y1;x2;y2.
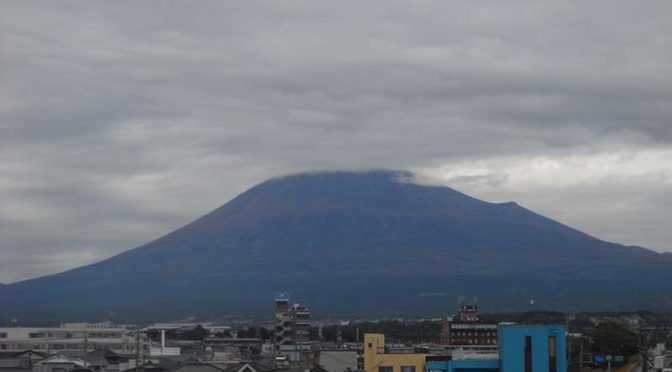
439;305;498;346
273;293;312;361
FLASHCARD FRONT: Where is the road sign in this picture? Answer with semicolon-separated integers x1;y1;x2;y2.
615;355;625;362
595;355;605;363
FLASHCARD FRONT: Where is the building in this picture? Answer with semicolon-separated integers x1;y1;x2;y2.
202;337;263;364
273;294;312;362
425;325;567;372
274;293;291;348
0;349;50;372
439;305;498;348
499;325;566;372
363;334;428;372
290;304;311;349
0;323;146;355
145;324;231;336
169;361;226;372
148;329;180;357
316;350;358;372
456;306;478;322
220;360;328;372
426;360;499;372
32;355;89;372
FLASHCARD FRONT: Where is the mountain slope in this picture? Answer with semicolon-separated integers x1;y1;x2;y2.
1;171;670;323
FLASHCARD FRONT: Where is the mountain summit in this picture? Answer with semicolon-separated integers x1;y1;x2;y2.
1;170;670;322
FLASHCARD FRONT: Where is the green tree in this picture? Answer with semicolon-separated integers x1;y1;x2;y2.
590;321;639;357
181;325;208;340
237;326;271;340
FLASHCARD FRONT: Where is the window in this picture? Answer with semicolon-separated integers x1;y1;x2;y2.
400;366;415;372
0;333;6;338
379;366;393;372
548;336;557;372
524;336;532;372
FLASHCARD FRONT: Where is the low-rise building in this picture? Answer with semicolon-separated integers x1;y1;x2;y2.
0;350;50;369
426;325;567;372
0;323;147;355
363;334;428;372
364;324;566;372
32;355;89;372
316;349;359;372
439;306;498;348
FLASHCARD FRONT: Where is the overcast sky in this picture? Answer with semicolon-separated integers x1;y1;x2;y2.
1;1;671;283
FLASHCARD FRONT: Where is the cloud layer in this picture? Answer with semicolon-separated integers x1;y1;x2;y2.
1;1;671;282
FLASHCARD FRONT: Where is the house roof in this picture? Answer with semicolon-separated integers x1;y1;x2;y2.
70;368;96;372
220;361;327;372
82;349;128;364
221;362;274;372
169;362;226;372
12;350;50;359
37;354;88;366
0;368;32;372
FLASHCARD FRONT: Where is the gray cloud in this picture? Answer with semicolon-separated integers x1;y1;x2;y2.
1;1;671;282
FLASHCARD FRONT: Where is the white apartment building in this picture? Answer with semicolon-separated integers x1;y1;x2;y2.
0;323;148;355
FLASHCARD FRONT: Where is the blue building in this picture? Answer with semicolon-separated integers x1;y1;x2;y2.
426;325;566;372
427;359;499;372
499;325;566;372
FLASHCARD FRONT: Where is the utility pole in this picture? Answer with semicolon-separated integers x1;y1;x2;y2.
135;331;140;372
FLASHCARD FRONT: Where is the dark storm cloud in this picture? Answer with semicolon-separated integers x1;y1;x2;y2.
1;1;671;282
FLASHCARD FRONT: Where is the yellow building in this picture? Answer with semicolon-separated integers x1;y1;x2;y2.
363;334;427;372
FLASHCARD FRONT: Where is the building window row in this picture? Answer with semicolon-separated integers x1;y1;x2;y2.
0;342;130;351
452;331;496;336
378;366;416;372
451;338;497;344
451;324;497;330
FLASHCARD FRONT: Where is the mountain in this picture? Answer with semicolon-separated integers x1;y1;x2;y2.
1;170;671;323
